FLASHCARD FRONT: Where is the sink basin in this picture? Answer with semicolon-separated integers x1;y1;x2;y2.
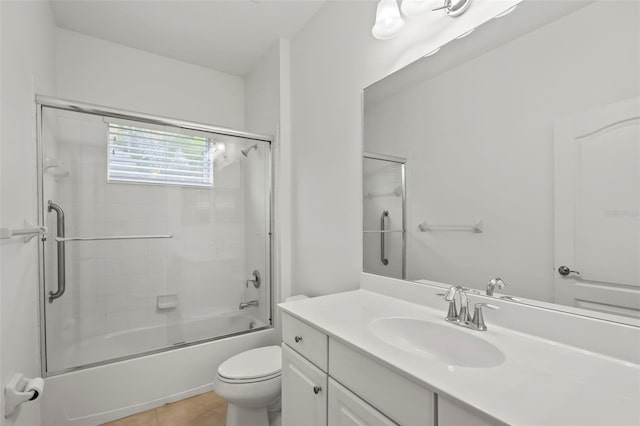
368;317;505;368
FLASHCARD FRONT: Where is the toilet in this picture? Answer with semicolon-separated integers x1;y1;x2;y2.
213;345;282;426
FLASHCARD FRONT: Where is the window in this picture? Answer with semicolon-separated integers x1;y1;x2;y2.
107;123;213;187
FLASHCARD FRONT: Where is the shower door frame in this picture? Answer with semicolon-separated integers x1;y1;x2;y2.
363;152;407;279
35;95;275;377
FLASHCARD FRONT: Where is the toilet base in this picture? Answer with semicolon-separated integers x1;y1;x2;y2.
226;404;269;426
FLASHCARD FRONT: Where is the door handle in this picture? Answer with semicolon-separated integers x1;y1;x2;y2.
558;265;580;276
48;201;66;302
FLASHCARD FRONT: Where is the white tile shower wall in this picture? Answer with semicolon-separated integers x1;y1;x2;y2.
290;0;521;296
43;111;247;370
1;1;57;424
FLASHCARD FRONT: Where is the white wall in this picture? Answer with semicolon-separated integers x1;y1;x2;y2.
363;1;640;302
244;38;294;322
0;1;58;424
244;42;281;323
56;28;244;128
245;43;281;136
289;0;520;296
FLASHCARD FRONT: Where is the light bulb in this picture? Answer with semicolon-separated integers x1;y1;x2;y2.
372;0;406;40
400;0;431;17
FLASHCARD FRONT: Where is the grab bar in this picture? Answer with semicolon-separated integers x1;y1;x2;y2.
47;201;66;303
56;235;173;242
380;210;389;265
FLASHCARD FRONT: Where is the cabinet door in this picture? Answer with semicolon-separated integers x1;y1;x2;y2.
328;378;397;426
282;344;328;426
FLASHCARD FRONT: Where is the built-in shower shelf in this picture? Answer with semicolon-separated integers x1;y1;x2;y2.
157;295;178;310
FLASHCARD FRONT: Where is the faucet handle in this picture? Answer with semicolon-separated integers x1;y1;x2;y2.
458;294;472;323
471;303;499;331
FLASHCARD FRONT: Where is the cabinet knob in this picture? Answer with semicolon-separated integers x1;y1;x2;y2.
313;385;322;395
294;335;303;343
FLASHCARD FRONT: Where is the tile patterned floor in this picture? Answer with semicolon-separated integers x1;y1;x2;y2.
101;392;227;426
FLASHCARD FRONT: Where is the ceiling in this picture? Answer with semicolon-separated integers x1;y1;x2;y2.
50;0;325;76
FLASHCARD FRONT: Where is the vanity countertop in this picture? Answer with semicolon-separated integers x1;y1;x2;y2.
279;289;640;426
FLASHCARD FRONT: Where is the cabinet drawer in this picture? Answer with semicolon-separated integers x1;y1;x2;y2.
282;344;328;426
282;312;328;371
329;338;434;426
328;378;397;426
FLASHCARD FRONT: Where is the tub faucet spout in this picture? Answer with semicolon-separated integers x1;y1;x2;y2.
239;300;259;310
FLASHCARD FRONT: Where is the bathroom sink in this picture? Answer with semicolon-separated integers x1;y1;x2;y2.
368;317;505;368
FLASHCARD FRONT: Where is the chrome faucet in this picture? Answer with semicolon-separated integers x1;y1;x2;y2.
442;286;471;323
486;277;506;296
239;300;259;310
439;286;499;331
441;286;470;323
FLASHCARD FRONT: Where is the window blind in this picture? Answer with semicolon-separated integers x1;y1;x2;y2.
107;123;213;187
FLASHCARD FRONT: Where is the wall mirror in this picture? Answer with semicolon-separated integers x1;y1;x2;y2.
363;0;640;325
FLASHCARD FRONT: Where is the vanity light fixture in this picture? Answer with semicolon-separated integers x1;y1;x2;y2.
372;0;406;40
373;0;473;40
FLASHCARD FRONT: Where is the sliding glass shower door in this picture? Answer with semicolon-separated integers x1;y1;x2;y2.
363;153;406;279
38;102;272;374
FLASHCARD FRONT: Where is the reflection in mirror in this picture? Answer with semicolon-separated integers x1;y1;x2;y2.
363;154;406;279
363;0;640;324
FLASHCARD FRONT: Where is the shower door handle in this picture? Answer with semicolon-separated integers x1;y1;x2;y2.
381;210;389;266
48;201;66;303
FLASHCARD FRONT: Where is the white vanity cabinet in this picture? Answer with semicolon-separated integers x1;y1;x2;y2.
437;395;503;426
328;378;397;426
282;344;328;426
282;312;425;426
282;311;502;426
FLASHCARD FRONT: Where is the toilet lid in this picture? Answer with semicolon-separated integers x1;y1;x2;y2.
218;346;282;381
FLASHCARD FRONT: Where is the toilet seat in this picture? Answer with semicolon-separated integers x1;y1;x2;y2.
217;371;281;384
217;346;281;382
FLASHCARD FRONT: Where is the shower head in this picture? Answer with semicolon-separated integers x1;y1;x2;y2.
241;144;258;157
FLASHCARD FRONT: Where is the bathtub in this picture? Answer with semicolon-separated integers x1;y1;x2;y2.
42;310;277;425
48;310;267;372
